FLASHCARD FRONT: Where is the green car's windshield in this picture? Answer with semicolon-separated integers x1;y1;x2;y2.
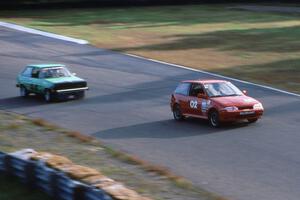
204;82;243;97
39;67;72;78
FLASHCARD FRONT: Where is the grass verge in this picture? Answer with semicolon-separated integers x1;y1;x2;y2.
0;4;299;93
0;110;228;200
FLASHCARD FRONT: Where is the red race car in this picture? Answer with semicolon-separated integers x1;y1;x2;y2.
170;80;264;127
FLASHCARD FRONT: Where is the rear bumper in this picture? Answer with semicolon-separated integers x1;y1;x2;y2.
219;109;263;122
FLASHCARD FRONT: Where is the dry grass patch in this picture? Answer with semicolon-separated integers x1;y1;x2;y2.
31;118;58;131
64;130;95;143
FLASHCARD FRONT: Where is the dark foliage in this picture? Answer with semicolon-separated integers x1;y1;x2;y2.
0;0;297;10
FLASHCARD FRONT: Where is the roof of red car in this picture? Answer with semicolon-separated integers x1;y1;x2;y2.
182;79;228;84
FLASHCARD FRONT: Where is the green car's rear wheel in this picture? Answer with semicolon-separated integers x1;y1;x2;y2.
20;85;29;97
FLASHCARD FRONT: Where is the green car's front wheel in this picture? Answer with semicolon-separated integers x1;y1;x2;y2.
77;91;85;99
44;89;54;102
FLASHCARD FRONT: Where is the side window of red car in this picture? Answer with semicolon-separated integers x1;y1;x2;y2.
189;83;204;97
175;83;190;96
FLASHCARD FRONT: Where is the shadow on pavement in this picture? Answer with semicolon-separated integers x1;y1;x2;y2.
0;95;77;110
0;96;45;109
93;118;249;140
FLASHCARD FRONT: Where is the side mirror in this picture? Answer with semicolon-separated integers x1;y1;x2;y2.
197;93;207;99
242;90;248;95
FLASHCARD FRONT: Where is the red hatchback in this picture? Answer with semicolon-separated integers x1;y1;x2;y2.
170;80;264;127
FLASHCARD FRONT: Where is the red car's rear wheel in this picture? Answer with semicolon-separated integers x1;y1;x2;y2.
173;104;185;121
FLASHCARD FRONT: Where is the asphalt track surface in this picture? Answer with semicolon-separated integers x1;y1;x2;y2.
1;26;300;200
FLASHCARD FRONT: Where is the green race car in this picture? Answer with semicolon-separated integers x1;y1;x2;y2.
17;64;88;102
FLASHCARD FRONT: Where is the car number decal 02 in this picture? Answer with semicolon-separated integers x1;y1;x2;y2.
190;100;198;109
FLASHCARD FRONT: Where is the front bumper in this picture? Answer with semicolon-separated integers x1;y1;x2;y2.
219;109;263;122
55;87;89;93
52;87;88;99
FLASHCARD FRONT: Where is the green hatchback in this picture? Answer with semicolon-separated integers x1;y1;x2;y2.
17;64;88;102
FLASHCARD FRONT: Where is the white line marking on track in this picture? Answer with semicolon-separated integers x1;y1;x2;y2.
0;22;88;45
125;53;300;98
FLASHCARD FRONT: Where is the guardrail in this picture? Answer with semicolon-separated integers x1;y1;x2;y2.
0;151;112;200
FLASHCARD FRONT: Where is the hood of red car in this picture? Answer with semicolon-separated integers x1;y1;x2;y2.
211;95;260;107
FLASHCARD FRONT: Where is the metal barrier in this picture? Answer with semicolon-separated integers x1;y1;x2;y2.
0;151;5;173
34;162;57;195
55;173;83;200
84;187;112;200
6;155;35;185
0;151;113;200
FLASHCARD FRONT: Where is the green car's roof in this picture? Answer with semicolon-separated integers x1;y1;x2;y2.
27;64;66;68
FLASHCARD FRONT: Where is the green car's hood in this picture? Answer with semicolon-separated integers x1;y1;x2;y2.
45;76;85;84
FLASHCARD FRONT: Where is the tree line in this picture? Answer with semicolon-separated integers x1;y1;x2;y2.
0;0;297;9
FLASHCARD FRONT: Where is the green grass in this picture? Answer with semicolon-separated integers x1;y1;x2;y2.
211;58;300;93
0;4;299;93
0;175;52;200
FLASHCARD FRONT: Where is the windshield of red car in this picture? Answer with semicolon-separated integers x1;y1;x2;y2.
39;67;72;78
204;82;243;97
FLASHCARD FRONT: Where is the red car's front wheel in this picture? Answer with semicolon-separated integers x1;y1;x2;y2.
209;110;220;127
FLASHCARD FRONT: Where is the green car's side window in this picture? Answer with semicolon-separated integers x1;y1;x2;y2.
31;68;40;79
39;70;47;79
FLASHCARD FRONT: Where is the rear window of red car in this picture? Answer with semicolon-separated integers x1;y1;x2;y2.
175;83;190;96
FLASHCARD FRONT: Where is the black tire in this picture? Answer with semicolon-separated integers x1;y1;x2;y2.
248;118;258;123
20;85;29;97
209;110;220;128
44;89;54;102
173;104;185;121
